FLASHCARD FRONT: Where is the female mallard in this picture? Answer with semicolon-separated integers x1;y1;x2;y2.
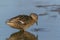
6;13;38;30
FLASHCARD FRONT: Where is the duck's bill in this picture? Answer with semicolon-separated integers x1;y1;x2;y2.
36;21;38;25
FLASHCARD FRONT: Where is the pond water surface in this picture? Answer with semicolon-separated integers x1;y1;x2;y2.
0;0;60;40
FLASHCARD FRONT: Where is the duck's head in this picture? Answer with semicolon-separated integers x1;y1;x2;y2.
30;13;38;21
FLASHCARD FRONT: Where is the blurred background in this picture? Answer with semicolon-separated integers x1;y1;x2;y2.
0;0;60;40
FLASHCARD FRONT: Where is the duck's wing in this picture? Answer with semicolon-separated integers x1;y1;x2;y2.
17;15;32;25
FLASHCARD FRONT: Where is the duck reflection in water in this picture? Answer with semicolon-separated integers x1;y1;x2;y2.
6;30;38;40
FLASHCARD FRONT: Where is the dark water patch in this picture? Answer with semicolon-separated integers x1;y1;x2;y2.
31;28;49;32
50;7;60;15
50;15;57;18
35;4;60;8
38;12;48;16
50;7;60;12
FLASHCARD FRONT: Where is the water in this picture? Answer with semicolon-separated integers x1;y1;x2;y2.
0;0;60;40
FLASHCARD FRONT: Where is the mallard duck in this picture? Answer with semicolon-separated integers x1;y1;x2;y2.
6;13;38;30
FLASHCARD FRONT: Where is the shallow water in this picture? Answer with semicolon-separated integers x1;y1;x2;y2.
0;0;60;40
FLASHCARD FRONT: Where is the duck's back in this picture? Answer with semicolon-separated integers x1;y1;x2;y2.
8;15;35;30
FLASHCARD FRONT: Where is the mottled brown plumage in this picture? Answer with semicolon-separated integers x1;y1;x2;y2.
6;13;38;30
